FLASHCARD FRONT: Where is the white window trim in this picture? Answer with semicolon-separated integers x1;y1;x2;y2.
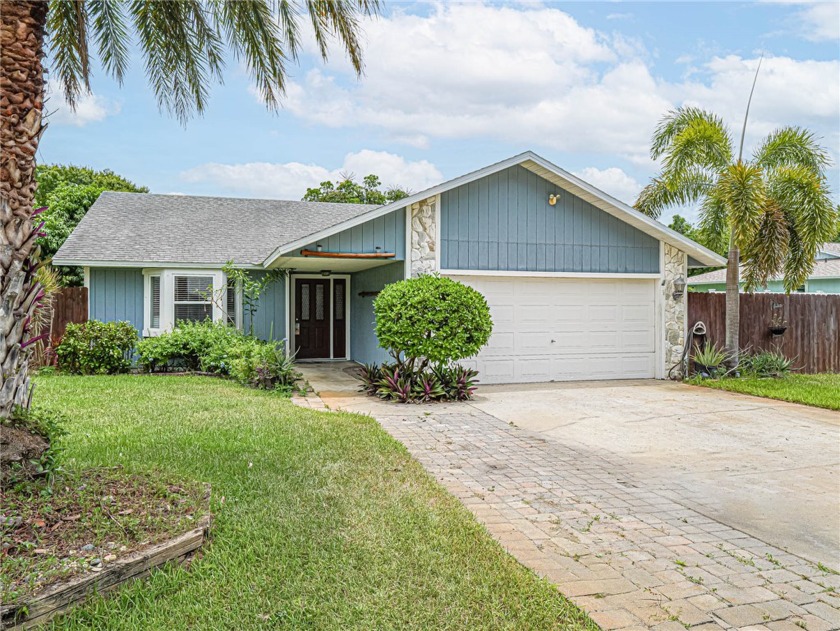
142;269;225;336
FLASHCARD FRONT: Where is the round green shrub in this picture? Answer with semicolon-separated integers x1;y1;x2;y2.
373;275;493;365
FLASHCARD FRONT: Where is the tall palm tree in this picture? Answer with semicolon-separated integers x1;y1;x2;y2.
0;0;377;418
635;106;836;366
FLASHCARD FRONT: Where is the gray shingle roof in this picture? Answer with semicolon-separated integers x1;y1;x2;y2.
53;192;381;266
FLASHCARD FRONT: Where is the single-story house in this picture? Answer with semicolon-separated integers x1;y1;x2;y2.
689;243;840;294
54;151;725;384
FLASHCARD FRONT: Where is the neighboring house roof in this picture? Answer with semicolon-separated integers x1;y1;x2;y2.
689;256;840;284
817;242;840;259
262;151;726;268
53;192;379;267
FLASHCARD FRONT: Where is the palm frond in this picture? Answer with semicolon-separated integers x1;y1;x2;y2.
215;0;289;110
650;106;733;167
741;200;789;291
306;0;378;75
782;228;813;292
48;0;376;124
753;127;831;175
129;0;224;123
633;168;714;219
47;0;92;107
87;0;130;84
769;165;837;247
697;184;730;253
718;163;765;250
663;117;734;174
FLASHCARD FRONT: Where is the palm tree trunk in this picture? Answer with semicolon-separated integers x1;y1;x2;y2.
0;0;48;418
724;232;740;368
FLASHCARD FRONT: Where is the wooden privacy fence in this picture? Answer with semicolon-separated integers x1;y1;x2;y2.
49;286;88;340
688;292;839;374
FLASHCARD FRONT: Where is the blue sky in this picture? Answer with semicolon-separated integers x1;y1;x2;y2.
42;1;840;224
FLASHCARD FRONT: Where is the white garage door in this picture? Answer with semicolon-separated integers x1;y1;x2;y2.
448;275;657;384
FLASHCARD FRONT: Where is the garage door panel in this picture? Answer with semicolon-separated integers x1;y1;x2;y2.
449;275;657;384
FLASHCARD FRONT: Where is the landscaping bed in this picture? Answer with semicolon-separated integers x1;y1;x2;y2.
29;374;597;630
691;373;840;410
1;468;208;606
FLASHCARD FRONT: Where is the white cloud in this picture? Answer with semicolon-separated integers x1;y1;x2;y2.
764;1;840;41
572;167;643;205
45;80;121;127
668;55;840;159
797;2;840;41
179;150;443;199
272;4;839;167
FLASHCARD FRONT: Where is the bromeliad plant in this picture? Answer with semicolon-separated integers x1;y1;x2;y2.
357;361;479;404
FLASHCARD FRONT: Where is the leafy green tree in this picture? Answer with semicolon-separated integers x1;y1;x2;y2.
667;214;700;241
1;0;376;421
36;165;147;286
636;107;837;365
303;174;409;205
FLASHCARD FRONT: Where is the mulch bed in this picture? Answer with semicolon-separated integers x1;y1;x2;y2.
1;467;208;605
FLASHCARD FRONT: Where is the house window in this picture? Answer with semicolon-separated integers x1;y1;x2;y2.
226;277;238;327
173;275;214;323
150;275;161;329
143;269;225;335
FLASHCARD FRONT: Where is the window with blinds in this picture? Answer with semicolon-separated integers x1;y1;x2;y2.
174;275;213;324
226;278;237;326
150;276;161;328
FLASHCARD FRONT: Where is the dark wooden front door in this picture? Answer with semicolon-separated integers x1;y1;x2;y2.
295;279;331;359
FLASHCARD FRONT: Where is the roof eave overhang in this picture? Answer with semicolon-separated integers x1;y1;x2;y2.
52;258;262;270
262;150;727;269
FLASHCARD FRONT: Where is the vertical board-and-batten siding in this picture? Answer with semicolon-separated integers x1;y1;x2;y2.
440;165;659;273
296;209;405;257
350;262;404;365
88;268;145;333
247;272;286;342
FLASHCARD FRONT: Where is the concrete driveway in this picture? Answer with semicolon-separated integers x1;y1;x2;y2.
471;380;840;564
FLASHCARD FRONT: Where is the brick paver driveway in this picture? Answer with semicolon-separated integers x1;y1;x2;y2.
296;364;840;631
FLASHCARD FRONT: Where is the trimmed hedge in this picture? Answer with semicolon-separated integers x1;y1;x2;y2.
55;320;137;375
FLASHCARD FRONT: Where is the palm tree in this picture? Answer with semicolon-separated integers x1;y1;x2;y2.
635;106;836;366
0;0;376;419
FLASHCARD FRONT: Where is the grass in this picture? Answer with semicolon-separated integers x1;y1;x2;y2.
691;373;840;411
28;374;596;630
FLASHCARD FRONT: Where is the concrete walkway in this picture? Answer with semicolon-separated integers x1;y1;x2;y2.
294;363;840;631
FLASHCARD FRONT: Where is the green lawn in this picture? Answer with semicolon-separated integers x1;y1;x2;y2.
693;373;840;410
32;375;595;630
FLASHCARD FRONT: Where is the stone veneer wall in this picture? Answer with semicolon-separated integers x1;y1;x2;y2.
663;243;687;377
409;195;438;277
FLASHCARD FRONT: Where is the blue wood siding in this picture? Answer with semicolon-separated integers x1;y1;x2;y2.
440;165;659;273
88;268;145;333
350;263;405;364
294;209;405;258
248;272;287;342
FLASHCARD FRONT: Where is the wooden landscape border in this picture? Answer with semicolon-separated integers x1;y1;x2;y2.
2;508;212;629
